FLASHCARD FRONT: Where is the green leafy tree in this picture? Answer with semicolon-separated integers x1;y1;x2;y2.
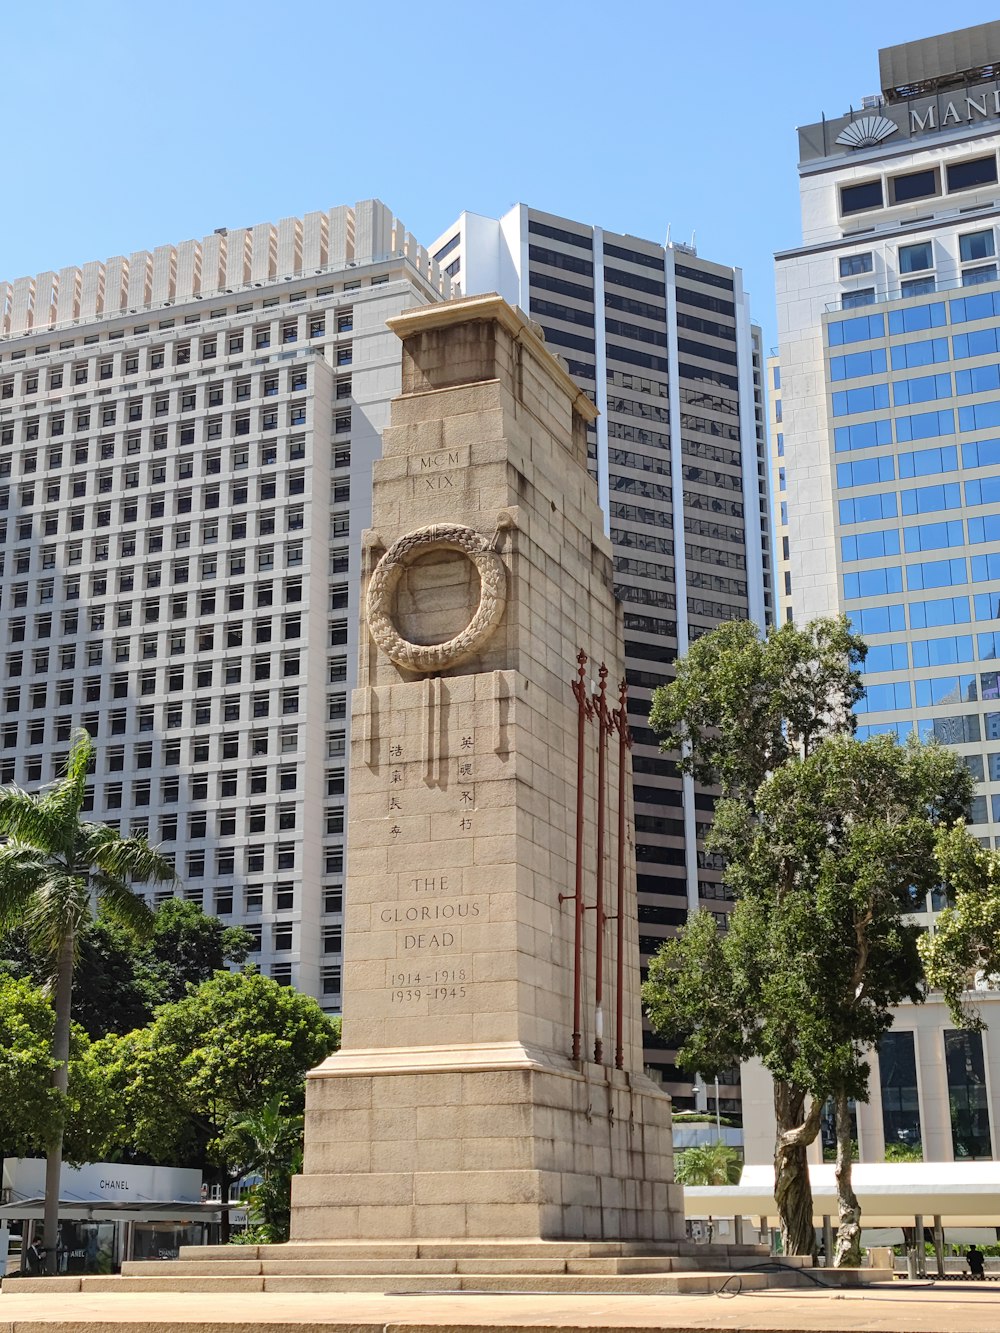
674;1141;743;1186
645;617;863;1257
142;898;253;1009
0;731;174;1273
648;616;866;800
99;971;339;1241
227;1094;304;1243
0;974;124;1168
920;827;1000;1029
647;734;973;1262
2;899;254;1039
644;618;976;1262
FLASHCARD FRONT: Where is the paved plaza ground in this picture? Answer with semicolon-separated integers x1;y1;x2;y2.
2;1282;1000;1333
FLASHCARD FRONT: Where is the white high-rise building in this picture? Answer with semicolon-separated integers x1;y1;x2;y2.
766;22;1000;1166
0;200;452;1010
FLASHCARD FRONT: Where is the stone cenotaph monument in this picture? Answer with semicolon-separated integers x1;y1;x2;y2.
292;294;683;1244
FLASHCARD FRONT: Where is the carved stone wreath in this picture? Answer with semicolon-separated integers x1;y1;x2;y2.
367;523;507;672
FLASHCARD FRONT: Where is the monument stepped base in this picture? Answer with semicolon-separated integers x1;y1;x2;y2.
12;1240;884;1296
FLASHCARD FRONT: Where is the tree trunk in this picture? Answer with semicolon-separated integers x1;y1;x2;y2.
833;1088;862;1268
44;932;75;1276
773;1080;821;1259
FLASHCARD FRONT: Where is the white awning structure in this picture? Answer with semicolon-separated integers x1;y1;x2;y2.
684;1162;1000;1227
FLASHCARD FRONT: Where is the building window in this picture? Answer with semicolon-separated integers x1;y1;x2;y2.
890;167;938;204
960;231;996;263
944;1029;993;1159
962;265;998;287
946;155;999;193
899;241;933;274
901;277;936;298
878;1031;922;1159
840;179;883;216
839;253;873;278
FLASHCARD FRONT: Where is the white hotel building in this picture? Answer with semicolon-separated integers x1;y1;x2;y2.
766;22;1000;1166
0;200;452;1008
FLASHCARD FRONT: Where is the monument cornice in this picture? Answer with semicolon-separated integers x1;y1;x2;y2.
387;293;600;426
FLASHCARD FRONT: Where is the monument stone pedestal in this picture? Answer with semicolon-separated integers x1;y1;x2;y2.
291;295;684;1243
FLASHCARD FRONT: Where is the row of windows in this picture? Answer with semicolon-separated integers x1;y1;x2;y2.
3;632;313;678
680;410;740;442
862;633;1000;672
679;385;736;416
849;592;1000;636
3;468;309;513
828;288;1000;351
0;317;352;394
859;672;1000;715
839;475;1000;520
608;420;669;449
682;435;741;468
0;365;332;426
2;547;308;597
1;400;326;447
0;433;328;483
0;446;323;498
607;398;669;431
3;528;308;576
608;448;670;477
4;574;319;639
1;675;309;726
840;152;997;217
843;553;1000;599
2;730;310;789
607;367;668;399
842;515;1000;560
0;587;306;636
840;234;998;307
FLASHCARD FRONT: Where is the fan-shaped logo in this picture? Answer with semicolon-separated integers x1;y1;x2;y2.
835;115;899;150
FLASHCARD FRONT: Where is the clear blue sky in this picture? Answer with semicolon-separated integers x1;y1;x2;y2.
3;1;1000;348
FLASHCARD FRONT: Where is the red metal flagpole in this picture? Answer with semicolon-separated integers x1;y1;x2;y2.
613;677;632;1071
591;663;611;1065
560;649;592;1062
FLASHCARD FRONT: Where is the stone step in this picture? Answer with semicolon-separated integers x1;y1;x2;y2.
120;1254;778;1277
178;1239;773;1262
119;1253;773;1274
28;1270;787;1295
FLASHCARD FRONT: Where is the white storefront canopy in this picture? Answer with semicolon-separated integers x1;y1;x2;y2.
0;1159;220;1223
684;1162;1000;1227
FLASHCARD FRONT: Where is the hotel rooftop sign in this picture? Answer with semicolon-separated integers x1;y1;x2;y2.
799;79;1000;164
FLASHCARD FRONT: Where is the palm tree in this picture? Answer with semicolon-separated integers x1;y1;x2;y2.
675;1140;743;1186
228;1094;304;1242
0;730;175;1274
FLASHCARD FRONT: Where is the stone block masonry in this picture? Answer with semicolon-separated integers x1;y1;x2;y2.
292;294;683;1242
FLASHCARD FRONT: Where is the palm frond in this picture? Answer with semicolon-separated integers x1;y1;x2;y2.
0;786;68;857
88;832;176;888
92;874;155;940
0;843;49;930
22;872;90;971
39;731;94;852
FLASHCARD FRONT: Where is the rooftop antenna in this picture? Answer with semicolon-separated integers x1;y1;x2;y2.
690;230;696;251
665;223;671;248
